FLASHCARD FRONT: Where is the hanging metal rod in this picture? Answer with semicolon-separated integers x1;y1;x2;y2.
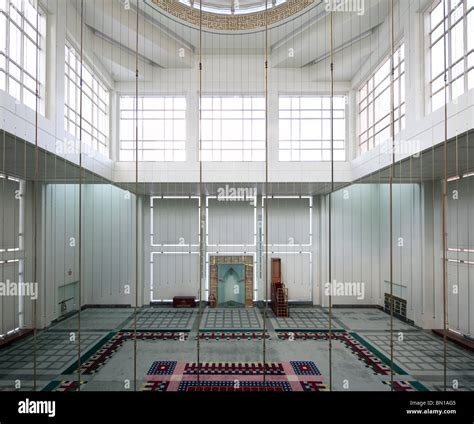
303;28;375;67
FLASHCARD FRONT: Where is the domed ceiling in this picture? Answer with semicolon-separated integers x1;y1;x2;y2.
150;0;316;31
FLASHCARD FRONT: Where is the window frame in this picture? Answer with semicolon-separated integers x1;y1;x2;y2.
427;0;474;111
118;94;187;162
278;94;347;162
199;94;266;162
64;40;110;156
358;42;406;154
0;0;46;113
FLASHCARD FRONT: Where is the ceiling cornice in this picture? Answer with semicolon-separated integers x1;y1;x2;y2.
150;0;315;32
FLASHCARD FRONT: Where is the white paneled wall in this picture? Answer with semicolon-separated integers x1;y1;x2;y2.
30;179;474;335
151;253;200;301
144;195;313;302
152;197;200;246
207;198;256;247
263;197;313;301
146;197;200;302
82;184;136;306
319;184;423;316
447;177;474;336
43;184;80;323
41;183;136;327
0;177;22;334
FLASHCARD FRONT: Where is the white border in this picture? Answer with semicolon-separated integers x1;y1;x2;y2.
0;176;24;335
150;251;200;302
206;195;257;247
150;196;201;247
261;196;312;247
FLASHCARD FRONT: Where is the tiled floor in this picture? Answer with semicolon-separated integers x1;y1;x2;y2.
0;331;102;374
0;306;472;392
361;332;474;372
270;308;345;331
199;308;263;330
123;308;196;331
50;308;134;331
332;308;415;331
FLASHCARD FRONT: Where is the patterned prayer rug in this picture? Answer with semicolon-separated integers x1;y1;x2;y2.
62;331;188;375
141;360;324;392
196;331;270;340
42;380;87;392
382;380;425;392
277;331;400;376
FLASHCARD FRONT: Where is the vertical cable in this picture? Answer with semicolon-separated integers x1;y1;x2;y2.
388;0;395;391
441;0;449;391
467;130;471;336
328;10;334;392
263;0;269;385
133;0;139;392
196;0;203;385
32;0;41;391
77;0;84;390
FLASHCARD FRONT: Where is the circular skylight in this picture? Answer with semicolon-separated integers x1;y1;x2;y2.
152;0;315;32
178;0;288;16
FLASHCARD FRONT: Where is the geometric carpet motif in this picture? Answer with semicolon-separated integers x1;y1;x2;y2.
177;381;292;392
147;361;177;376
382;380;420;392
197;331;270;340
63;331;187;375
277;331;402;376
300;381;329;392
183;362;285;375
42;380;87;392
290;361;321;375
141;361;324;392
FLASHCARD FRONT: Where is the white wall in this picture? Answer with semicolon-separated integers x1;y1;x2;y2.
82;184;137;306
0;177;23;334
0;0;114;187
42;183;80;325
144;194;314;303
318;183;423;316
37;182;137;328
446;177;474;336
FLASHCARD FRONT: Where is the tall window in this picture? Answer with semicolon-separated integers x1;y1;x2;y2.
200;96;265;162
358;44;405;154
0;0;46;112
428;0;474;112
279;95;346;162
119;96;186;161
64;42;109;155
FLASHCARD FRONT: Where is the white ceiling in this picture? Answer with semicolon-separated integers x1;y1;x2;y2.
71;0;390;83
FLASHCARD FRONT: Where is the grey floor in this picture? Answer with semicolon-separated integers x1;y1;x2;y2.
0;306;472;391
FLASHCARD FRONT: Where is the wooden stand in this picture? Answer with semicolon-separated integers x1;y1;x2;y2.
270;258;289;317
271;258;281;283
